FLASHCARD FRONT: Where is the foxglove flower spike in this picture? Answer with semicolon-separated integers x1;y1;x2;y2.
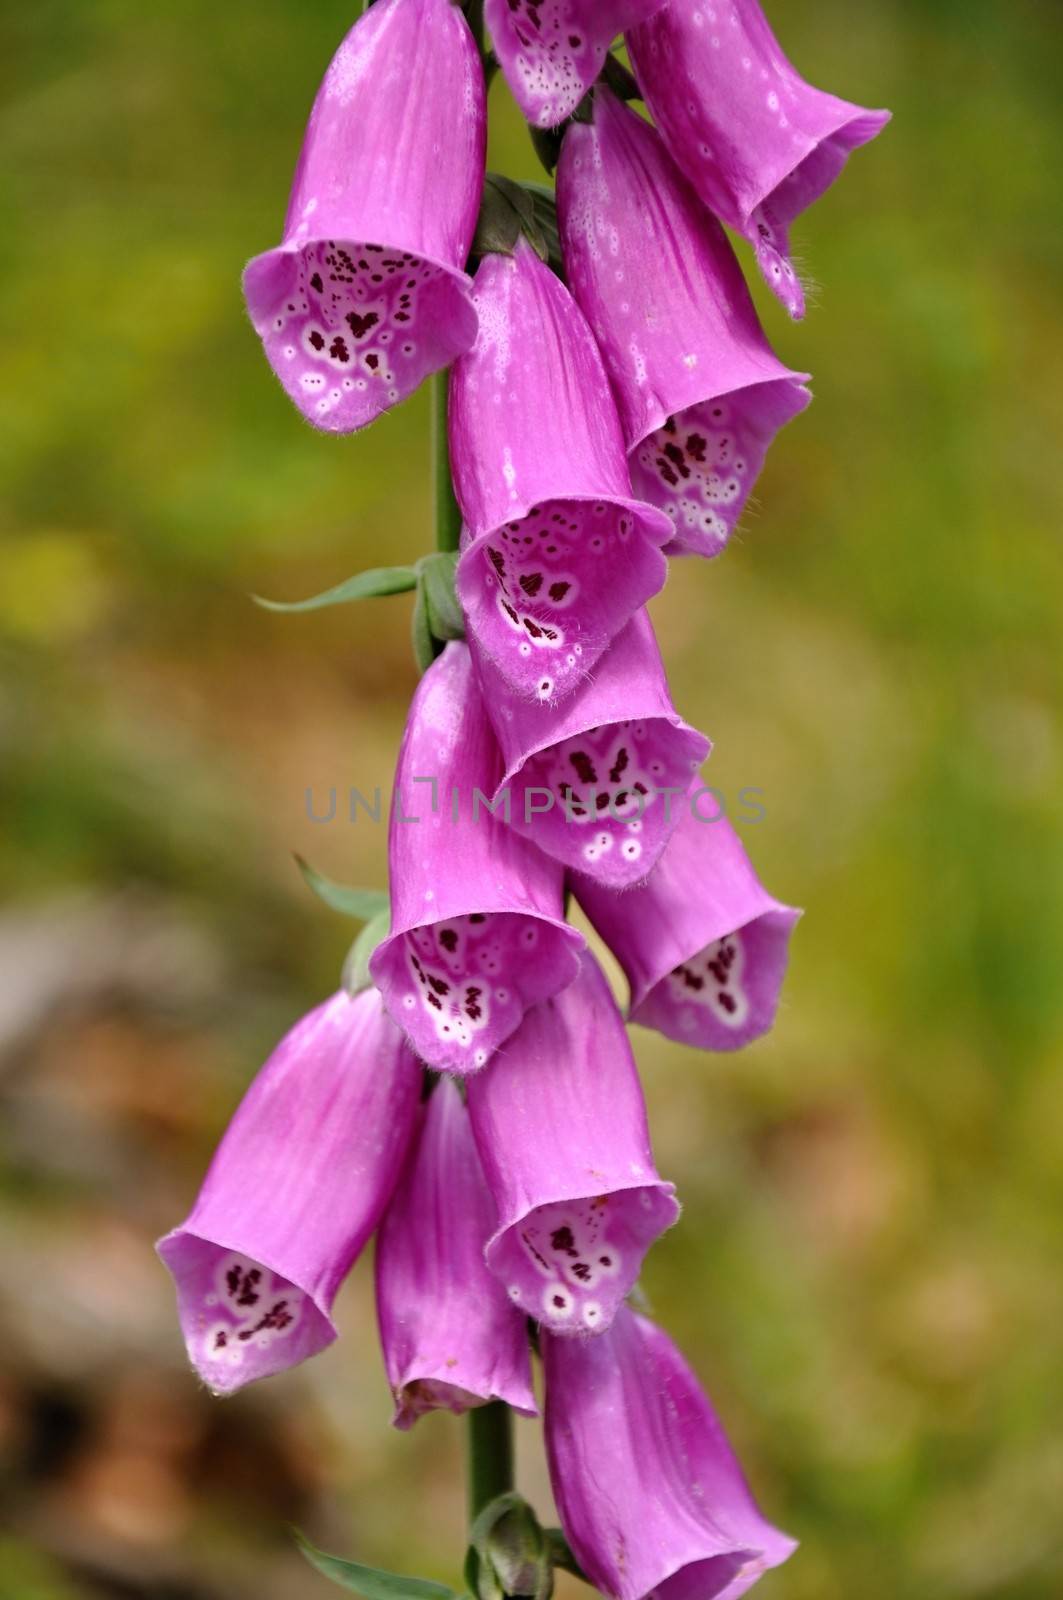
451;239;670;701
627;0;890;318
573;806;799;1050
369;641;583;1073
558;88;810;555
157;990;421;1394
375;1079;538;1429
466;951;679;1334
244;0;485;431
544;1307;797;1600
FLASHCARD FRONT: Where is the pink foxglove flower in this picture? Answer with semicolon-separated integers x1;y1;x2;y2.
375;1078;537;1430
544;1307;797;1600
485;0;667;129
243;0;485;433
451;239;671;702
466;951;678;1335
558;87;810;556
370;641;583;1073
473;610;709;886
156;990;420;1395
573;807;799;1051
627;0;890;318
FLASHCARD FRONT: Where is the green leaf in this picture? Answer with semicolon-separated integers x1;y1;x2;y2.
417;550;465;644
341;905;390;995
295;1532;458;1600
294;855;389;922
252;566;417;613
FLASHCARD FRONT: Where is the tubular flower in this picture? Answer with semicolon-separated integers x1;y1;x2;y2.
485;0;667;129
243;0;485;433
451;238;671;703
472;610;709;886
369;641;584;1074
627;0;890;318
544;1307;797;1600
557;87;810;557
466;951;678;1335
156;990;421;1395
573;806;799;1051
375;1078;538;1430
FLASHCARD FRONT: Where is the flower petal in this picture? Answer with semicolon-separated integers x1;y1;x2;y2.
370;642;584;1073
627;0;889;317
475;611;709;884
486;0;668;127
157;991;421;1393
573;806;800;1051
376;1079;538;1428
544;1307;797;1600
451;241;669;700
558;89;810;554
244;0;485;430
467;952;678;1334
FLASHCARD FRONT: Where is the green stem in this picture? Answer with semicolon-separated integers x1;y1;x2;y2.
466;1400;515;1522
433;370;462;554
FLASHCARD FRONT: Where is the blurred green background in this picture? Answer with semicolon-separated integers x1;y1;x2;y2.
2;1;1062;1597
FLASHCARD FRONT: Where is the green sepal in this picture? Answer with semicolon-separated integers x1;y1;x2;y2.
411;580;437;673
465;1493;553;1600
528;124;564;177
417;550;464;643
543;1530;588;1584
294;855;389;922
516;184;564;279
472;174;549;263
252;566;417;613
295;1532;459;1600
341;905;391;995
411;549;464;672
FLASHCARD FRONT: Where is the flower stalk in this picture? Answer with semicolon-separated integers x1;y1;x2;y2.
434;342;516;1542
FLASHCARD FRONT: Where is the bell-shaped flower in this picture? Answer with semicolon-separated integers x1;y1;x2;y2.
558;88;810;556
485;0;667;129
466;951;678;1335
375;1078;538;1429
451;238;671;703
573;806;799;1051
473;610;709;886
627;0;890;318
544;1307;797;1600
156;990;421;1395
243;0;485;432
370;641;583;1074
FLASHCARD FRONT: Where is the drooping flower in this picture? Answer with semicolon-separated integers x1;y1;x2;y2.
544;1307;797;1600
472;610;709;885
370;641;583;1073
558;87;810;556
451;238;671;702
375;1077;538;1430
156;990;421;1395
466;951;678;1334
627;0;890;318
485;0;667;129
243;0;485;433
573;805;799;1050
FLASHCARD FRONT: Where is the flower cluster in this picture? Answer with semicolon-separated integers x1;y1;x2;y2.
160;3;888;1596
